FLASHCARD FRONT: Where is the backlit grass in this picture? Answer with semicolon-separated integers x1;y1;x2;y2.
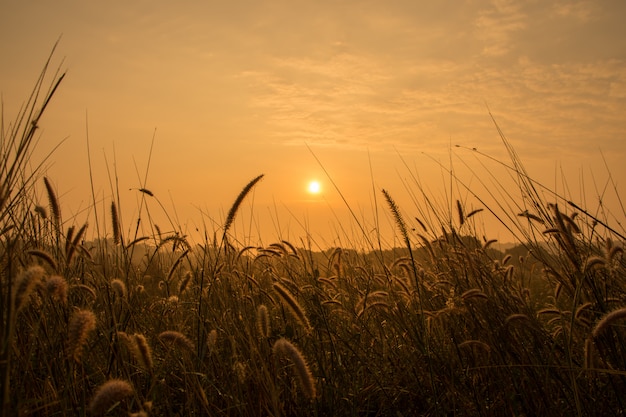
1;51;625;417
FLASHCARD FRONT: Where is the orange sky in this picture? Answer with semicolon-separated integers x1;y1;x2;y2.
1;1;625;249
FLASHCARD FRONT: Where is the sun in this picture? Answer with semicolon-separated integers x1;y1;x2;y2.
307;180;321;194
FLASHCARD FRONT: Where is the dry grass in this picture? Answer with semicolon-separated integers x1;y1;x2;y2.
2;51;626;417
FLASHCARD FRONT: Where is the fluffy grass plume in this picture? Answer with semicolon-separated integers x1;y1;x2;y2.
45;274;68;304
26;249;57;272
272;282;311;331
382;189;410;247
133;333;153;372
273;338;316;400
206;329;218;353
357;290;390;317
111;200;120;245
67;309;96;362
592;307;626;339
223;174;264;235
34;204;48;219
256;304;270;338
13;265;45;312
110;278;127;298
88;379;134;415
43;176;60;226
158;330;195;352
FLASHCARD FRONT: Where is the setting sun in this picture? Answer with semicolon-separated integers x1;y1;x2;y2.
307;180;321;194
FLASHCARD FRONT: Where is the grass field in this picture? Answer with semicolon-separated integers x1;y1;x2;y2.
1;55;625;417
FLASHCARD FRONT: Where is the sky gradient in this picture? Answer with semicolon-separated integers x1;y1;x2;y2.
1;0;625;249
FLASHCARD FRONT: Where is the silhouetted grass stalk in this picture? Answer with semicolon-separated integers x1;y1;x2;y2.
0;42;65;415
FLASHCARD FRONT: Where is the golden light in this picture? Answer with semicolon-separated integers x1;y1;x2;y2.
307;180;321;194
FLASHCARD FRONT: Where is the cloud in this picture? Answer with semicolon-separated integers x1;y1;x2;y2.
240;44;626;162
474;0;527;56
552;1;596;22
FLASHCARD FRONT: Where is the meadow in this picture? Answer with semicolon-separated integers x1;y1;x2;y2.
1;56;626;417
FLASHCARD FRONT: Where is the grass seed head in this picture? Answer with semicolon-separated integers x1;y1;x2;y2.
272;282;311;332
158;330;195;352
273;338;316;400
110;278;127;298
110;200;120;245
257;304;271;338
43;176;60;226
67;309;96;362
13;265;46;312
133;333;153;372
593;307;626;339
26;249;57;271
88;379;134;415
45;274;68;304
206;329;218;353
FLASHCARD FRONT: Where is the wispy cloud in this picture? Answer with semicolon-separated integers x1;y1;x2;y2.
3;0;624;176
552;1;597;22
226;0;625;165
240;43;626;159
474;0;527;56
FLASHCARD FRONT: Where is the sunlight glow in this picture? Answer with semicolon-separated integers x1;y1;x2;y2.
307;180;321;194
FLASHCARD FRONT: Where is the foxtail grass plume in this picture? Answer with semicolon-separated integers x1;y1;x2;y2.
273;338;316;399
584;256;607;274
26;249;57;272
43;176;60;226
67;309;96;361
158;330;195;352
382;189;410;247
357;291;390;317
607;243;624;262
282;239;299;257
118;332;153;372
88;379;134;415
272;282;311;331
505;313;530;326
458;339;491;354
461;289;488;301
138;188;153;197
483;239;498;250
110;278;127;298
223;174;264;235
34;204;48;219
256;304;270;338
466;208;483;219
456;200;464;227
71;283;97;300
13;265;45;312
592;307;626;339
133;333;153;372
206;329;218;353
233;361;247;383
584;337;596;370
111;200;121;245
45;274;68;304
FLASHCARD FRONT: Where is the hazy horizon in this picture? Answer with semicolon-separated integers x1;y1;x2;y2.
1;0;625;249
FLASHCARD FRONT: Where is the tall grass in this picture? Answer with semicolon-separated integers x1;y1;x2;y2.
0;43;66;416
1;51;625;416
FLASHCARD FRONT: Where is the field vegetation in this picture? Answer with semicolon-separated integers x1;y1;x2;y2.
1;53;625;416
